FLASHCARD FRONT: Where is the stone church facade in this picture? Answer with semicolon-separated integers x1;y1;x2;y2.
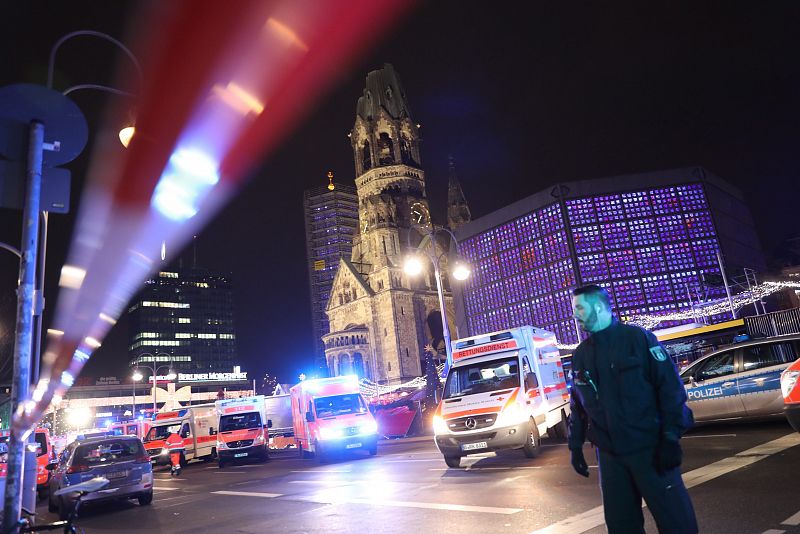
322;64;469;385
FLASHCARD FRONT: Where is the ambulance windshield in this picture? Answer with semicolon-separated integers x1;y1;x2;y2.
314;394;368;418
220;412;262;432
444;356;520;398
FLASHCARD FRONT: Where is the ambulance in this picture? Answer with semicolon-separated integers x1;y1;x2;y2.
433;326;570;468
107;420;150;440
215;396;270;467
143;404;217;466
290;375;378;461
781;357;800;433
0;428;55;497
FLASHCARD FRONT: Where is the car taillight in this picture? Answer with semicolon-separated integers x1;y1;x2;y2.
135;455;151;464
66;463;90;474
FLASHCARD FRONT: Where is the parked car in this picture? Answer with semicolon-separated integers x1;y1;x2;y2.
47;435;153;520
679;334;800;423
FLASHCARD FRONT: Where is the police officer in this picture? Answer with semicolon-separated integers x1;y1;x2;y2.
568;285;698;534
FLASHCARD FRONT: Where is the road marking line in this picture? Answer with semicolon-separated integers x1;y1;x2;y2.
290;469;351;473
529;433;800;534
212;490;283;498
297;496;522;514
782;509;800;526
153;486;180;491
761;530;785;534
385;459;442;463
683;433;736;439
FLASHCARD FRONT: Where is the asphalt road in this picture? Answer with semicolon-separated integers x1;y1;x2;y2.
34;420;800;534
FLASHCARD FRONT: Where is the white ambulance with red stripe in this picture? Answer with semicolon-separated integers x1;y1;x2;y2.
215;396;270;467
143;404;217;466
434;326;570;468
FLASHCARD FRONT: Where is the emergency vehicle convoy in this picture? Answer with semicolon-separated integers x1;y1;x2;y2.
782;356;800;432
433;326;570;468
215;396;270;467
143;404;217;466
290;376;379;461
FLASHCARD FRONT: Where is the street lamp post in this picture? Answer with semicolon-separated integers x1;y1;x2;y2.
133;353;175;416
403;224;471;373
132;370;143;419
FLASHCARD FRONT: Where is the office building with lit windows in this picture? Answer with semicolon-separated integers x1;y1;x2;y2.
128;266;239;373
453;167;765;345
303;182;359;374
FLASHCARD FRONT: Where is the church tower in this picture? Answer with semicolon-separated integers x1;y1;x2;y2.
323;64;453;385
446;156;472;231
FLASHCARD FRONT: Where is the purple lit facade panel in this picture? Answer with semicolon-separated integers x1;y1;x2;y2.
629;218;660;247
595;194;625;222
578;253;609;282
503;274;528;303
460;180;735;341
607;249;638;278
601;221;632;249
500;248;522;277
495;222;518;252
573;225;603;253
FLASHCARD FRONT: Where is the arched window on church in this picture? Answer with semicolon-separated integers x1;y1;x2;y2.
377;132;394;165
362;141;371;172
400;135;416;166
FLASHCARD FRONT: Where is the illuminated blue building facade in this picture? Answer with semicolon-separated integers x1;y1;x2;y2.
454;167;765;345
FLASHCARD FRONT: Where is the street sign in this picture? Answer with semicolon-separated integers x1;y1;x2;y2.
0;84;87;166
0;161;70;213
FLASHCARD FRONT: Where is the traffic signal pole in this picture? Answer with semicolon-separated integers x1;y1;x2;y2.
2;120;44;533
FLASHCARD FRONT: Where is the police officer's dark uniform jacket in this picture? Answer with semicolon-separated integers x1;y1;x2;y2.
567;318;698;534
568;318;692;455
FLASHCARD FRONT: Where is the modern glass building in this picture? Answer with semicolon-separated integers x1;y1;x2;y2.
303;182;359;374
128;266;238;373
454;167;765;345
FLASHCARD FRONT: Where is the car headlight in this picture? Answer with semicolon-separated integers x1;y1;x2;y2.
217;440;228;450
359;420;378;435
432;415;449;435
781;370;800;399
497;402;528;426
254;434;266;444
159;448;169;456
319;426;344;440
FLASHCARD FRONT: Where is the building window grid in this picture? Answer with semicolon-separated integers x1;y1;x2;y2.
463;183;723;339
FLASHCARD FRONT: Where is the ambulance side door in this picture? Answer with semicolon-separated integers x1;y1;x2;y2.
521;352;541;414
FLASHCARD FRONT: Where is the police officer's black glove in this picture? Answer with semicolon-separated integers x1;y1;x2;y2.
655;437;682;473
570;448;589;477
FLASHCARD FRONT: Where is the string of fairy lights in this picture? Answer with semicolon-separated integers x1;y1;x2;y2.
555;279;800;350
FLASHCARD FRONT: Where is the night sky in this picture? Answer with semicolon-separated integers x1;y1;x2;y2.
2;2;799;385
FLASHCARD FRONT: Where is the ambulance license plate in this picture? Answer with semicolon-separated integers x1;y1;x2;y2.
461;441;487;451
345;442;361;449
234;452;248;458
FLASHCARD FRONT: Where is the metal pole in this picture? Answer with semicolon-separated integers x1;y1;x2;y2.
716;250;737;320
152;372;157;416
2;121;44;533
31;212;48;385
132;379;136;420
432;252;453;370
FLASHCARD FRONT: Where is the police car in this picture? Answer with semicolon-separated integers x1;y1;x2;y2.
679;334;800;422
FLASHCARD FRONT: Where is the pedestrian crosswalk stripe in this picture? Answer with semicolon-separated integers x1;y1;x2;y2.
529;433;800;534
296;495;522;514
782;509;800;526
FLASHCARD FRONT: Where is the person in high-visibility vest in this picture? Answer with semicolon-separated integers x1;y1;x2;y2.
165;427;185;476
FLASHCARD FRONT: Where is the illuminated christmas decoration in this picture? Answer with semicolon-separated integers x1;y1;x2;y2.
554;280;800;350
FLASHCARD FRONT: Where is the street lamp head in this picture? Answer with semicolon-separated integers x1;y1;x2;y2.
404;254;424;276
132;370;143;382
165;371;177;380
118;125;135;148
451;260;471;281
